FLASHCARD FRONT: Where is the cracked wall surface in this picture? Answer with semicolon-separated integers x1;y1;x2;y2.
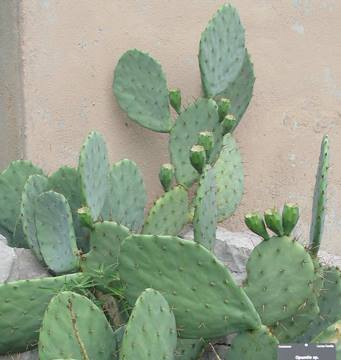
1;0;341;254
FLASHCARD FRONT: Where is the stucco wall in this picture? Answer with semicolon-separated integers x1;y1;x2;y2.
2;1;341;254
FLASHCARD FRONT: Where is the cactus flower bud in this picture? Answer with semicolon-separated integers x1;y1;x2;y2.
217;98;231;122
169;88;181;114
282;203;299;236
190;145;206;174
222;114;237;135
245;212;270;240
198;131;214;159
264;208;284;236
159;163;175;192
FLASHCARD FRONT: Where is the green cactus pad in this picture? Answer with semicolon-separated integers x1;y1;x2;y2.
169;88;182;115
169;98;223;186
270;295;319;343
228;326;279;360
143;185;189;236
21;174;49;261
193;165;217;250
119;234;261;338
101;159;146;232
81;221;130;288
218;51;255;127
0;160;43;247
175;338;205;360
39;291;114;360
35;191;79;274
159;163;175;192
313;320;341;358
264;208;284;236
244;236;315;326
120;289;177;360
113;49;172;132
213;134;244;222
49;166;89;251
282;203;300;236
245;212;270;240
0;273;82;354
199;4;245;97
78;131;110;220
309;135;329;257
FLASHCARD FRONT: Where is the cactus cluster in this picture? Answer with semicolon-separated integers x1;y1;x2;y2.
0;4;340;360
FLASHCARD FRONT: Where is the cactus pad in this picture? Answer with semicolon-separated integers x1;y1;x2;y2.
35;191;79;274
0;160;43;247
120;288;177;360
0;273;82;354
193;165;217;250
244;236;315;326
169;98;223;186
199;4;245;97
119;234;261;338
78;131;110;220
313;320;341;356
213;134;243;221
228;326;279;360
101;159;146;232
21;174;49;260
143;185;189;236
39;291;114;360
113;49;172;132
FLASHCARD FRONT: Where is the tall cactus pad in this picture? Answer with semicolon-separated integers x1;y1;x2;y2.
199;4;245;97
228;326;279;360
101;159;146;232
0;273;82;354
82;221;130;287
309;135;329;257
143;185;189;236
120;289;177;360
119;234;261;338
79;131;110;220
244;236;315;326
213;134;243;221
0;160;43;247
175;339;205;360
113;49;172;132
169;98;223;186
49;166;89;251
21;174;49;261
39;291;114;360
35;191;79;274
193;166;217;250
218;51;255;126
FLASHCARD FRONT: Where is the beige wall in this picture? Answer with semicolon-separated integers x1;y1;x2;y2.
2;0;341;254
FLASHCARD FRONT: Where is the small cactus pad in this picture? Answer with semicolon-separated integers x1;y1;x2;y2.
169;88;182;114
169;98;222;186
49;166;89;251
193;165;217;250
0;160;43;246
227;326;279;360
213;134;244;222
218;51;255;126
120;289;177;360
264;208;284;236
175;338;205;360
0;273;82;354
35;191;79;274
39;291;114;360
79;131;110;220
113;49;172;132
143;185;189;236
159;163;175;192
199;4;245;97
309;135;329;257
270;295;319;343
119;234;261;338
21;174;49;261
282;203;299;236
244;236;315;326
81;221;130;287
245;212;269;240
190;145;206;174
101;159;146;232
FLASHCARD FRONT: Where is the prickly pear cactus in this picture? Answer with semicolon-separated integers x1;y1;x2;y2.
120;288;177;360
78;131;110;220
39;291;114;360
175;338;205;360
113;49;172;132
0;160;43;247
313;320;341;359
0;273;82;354
119;234;261;338
35;191;80;274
